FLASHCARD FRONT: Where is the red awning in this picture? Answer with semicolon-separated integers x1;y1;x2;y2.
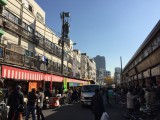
44;74;52;81
1;65;87;84
52;75;63;82
1;65;44;81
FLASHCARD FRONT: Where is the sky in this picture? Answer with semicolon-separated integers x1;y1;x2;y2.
35;0;160;76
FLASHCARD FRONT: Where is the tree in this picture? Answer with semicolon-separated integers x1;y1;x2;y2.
104;76;113;85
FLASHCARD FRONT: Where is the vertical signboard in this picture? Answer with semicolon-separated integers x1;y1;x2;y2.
63;78;68;92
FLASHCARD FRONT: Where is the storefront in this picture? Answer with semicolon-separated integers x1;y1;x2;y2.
1;65;44;95
1;65;89;96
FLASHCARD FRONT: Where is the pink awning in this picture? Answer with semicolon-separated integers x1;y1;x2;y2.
2;65;44;81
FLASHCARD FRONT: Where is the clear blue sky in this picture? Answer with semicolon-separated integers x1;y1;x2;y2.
35;0;160;76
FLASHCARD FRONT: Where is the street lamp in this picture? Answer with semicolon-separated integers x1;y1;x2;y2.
60;12;70;75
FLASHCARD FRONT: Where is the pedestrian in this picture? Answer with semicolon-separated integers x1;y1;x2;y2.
100;87;108;111
72;88;78;103
92;88;105;120
37;87;45;120
144;88;151;107
25;88;39;120
156;85;160;103
7;85;24;120
139;85;146;107
127;87;137;113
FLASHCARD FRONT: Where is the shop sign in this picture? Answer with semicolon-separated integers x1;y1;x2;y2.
69;82;78;87
69;82;73;87
73;83;77;86
63;78;68;92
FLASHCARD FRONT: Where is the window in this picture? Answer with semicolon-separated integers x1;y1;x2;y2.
36;12;44;23
35;32;44;46
52;43;56;53
144;48;148;57
58;48;62;56
0;47;3;58
22;22;33;33
28;5;33;12
23;0;33;13
156;35;160;45
45;39;51;50
9;12;14;22
3;9;21;25
3;9;9;18
28;26;33;33
25;50;33;57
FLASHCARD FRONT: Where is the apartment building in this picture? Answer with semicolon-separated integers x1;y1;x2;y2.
81;53;96;84
0;0;87;93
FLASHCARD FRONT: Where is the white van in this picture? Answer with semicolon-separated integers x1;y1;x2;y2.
80;84;100;106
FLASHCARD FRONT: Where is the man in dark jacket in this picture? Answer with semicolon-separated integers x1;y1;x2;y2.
25;88;39;120
92;88;105;120
7;85;24;120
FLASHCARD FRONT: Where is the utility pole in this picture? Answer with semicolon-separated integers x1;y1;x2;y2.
60;12;70;75
120;56;123;84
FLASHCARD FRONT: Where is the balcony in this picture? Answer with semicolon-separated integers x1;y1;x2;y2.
33;36;44;48
24;56;37;69
3;18;34;42
4;49;24;66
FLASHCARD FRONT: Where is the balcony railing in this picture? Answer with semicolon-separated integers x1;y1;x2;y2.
0;45;73;76
1;15;64;60
4;48;24;66
24;56;37;69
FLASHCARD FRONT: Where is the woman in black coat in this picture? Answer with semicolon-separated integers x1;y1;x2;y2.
92;89;105;120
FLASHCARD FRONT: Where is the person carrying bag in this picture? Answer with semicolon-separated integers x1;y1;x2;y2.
7;85;24;120
100;112;109;120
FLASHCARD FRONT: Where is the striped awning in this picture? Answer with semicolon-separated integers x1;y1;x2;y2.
2;65;43;81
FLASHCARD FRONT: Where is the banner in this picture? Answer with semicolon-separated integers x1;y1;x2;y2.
63;78;68;92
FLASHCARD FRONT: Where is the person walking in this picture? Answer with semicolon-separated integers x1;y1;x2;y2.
25;88;39;120
37;87;45;120
100;87;108;111
92;88;105;120
127;87;137;113
7;85;24;120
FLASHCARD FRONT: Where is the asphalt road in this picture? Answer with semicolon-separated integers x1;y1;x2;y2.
44;103;94;120
26;100;127;120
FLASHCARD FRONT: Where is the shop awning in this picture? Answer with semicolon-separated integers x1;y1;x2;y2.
68;78;87;84
52;75;63;82
44;74;52;81
44;74;63;82
1;65;44;81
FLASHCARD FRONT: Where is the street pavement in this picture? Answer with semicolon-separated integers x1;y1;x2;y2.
26;101;127;120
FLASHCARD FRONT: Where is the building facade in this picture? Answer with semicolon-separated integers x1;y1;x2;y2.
114;67;121;84
94;55;106;70
94;55;106;84
80;53;96;83
0;0;88;94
